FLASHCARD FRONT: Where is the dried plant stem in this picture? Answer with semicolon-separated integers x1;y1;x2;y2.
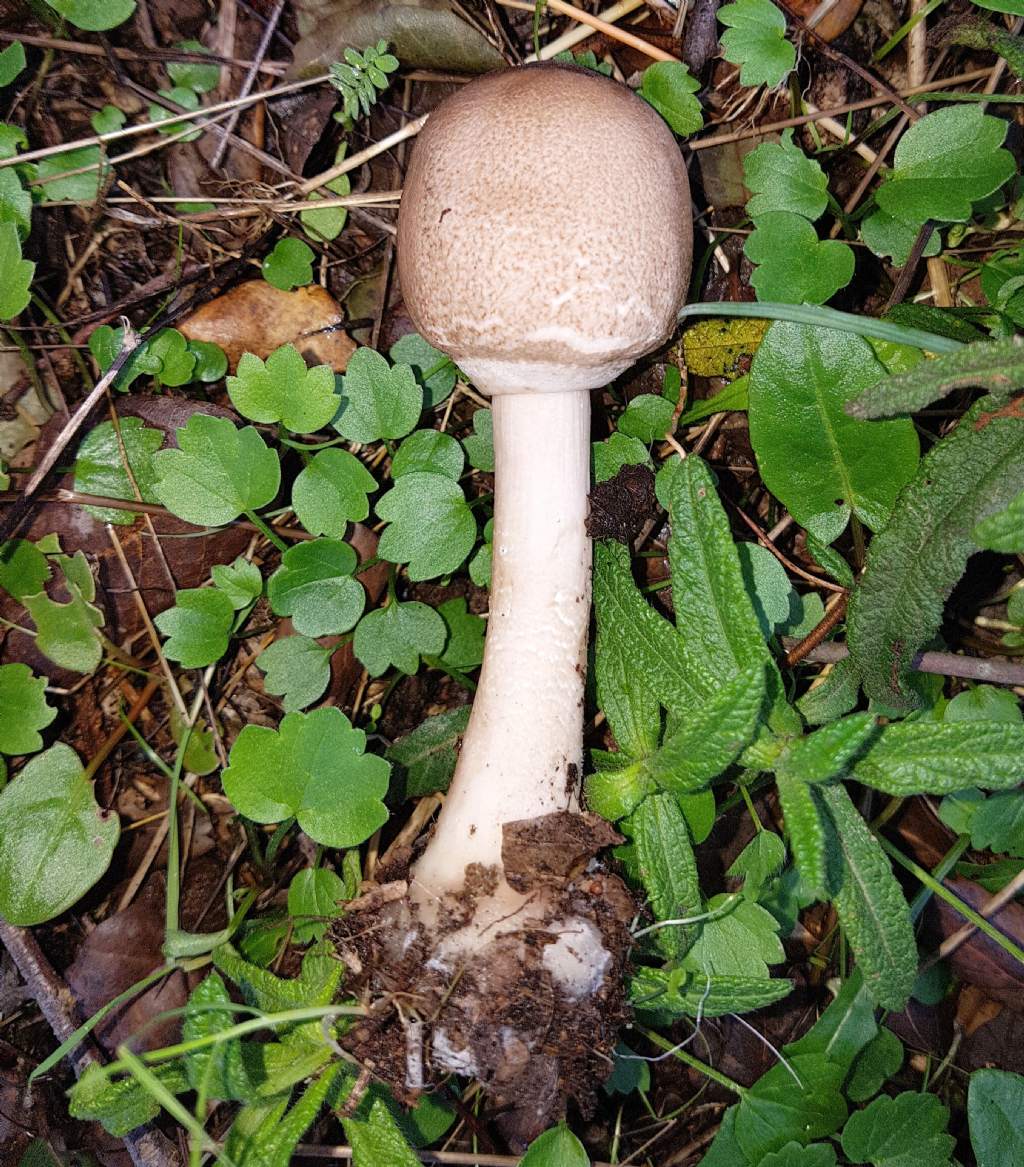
784;639;1024;687
496;0;675;61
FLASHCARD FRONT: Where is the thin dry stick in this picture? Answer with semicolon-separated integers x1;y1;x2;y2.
209;0;286;170
527;0;645;60
935;865;1024;962
496;0;676;61
783;639;1024;687
300;115;430;196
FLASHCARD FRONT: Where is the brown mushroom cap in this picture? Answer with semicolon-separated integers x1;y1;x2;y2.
397;64;693;395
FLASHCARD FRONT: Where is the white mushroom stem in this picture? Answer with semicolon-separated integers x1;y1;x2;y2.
410;389;591;910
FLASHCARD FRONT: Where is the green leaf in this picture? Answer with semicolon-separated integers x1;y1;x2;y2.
376;472;475;580
846;337;1024;420
434;597;484;671
230;1063;347;1167
149;87;201;141
68;1060;188;1136
35;145;104;200
627;792;702;957
153;413;280;527
144;329;197;388
391;429;464;481
462;408;494;471
604;1042;650;1096
973;484;1024;552
639;60;703;136
738;541;797;637
258;635;333;713
782;715;878;784
227;345;339;433
89;104;125;135
0;41;25;88
631;966;792;1021
182;973;251;1101
223;707;390;847
840;1091;954;1166
761;1144;838;1167
168;40;220;93
0;123;27;160
819;784;917;1010
775;769;828;895
749;322;919;541
0;664;56;754
854;719;1024;794
718;0;795;87
593;433;651;483
683;894;785;978
519;1123;589;1167
618;393;676;441
874;105;1015;227
746;212;854;305
73;418;164;524
786;967;877;1067
188;339;228;382
334;347;422;443
735;1053;848;1160
968;789;1024;855
389;332;456;408
267;539;364;637
386;706;470;797
262;238;314;291
846;1027;904;1103
0;743;119;924
287;867;346;942
301;144;351;244
683;318;768;381
646;664;766;794
745;130;830;220
292;448;376;536
154;587;235;667
861;208;941;266
343;1097;421;1167
353;600;446;677
24;554;104;674
211;557;263;610
728;830;786;896
969;1068;1024;1167
847;394;1024;709
44;0;136;31
0;222;33;319
0;169;31;238
0;538;50;602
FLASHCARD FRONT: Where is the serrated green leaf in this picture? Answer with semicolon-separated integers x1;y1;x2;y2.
0;743;119;924
267;538;364;637
182;972;251;1101
262;237;314;291
0;538;50;602
0;664;56;754
353;600;446;677
853;719;1024;794
592;433;651;485
973;483;1024;552
968;789;1024;855
745;129;829;220
846;1027;904;1103
223;707;390;847
68;1060;188;1136
728;829;786;897
746;213;854;305
848;394;1024;709
73;418;164;524
144;329;197;388
153;413;280;527
846;338;1024;420
391;429;464;480
819;784;917;1009
232;1062;347;1167
719;0;795;87
334;347;422;443
627;792;702;957
376;472;475;580
775;769;828;895
782;714;878;783
618;393;676;441
735;1052;848;1160
154;587;234;667
631;965;792;1021
639;60;703;136
386;706;470;798
462;407;494;471
292;447;376;536
683;894;785;978
0;221;32;319
257;635;333;713
749;322;919;542
969;1068;1024;1167
389;332;456;408
343;1097;423;1167
875;105;1015;227
287;867;346;943
841;1091;953;1166
44;0;135;32
228;345;339;433
211;557;262;610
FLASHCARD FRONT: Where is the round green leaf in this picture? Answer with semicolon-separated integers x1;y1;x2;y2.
391;430;464;481
267;538;364;637
262;237;314;291
292;448;377;535
0;664;57;755
376;472;476;580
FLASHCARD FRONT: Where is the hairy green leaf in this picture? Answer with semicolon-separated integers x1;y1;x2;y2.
628;793;702;957
257;635;333;713
719;0;795;87
746;213;855;305
376;472;475;580
969;1068;1024;1167
262;238;314;291
334;347;422;443
292;448;376;536
154;587;234;667
631;966;792;1021
973;484;1024;552
353;600;446;677
744;129;829;220
840;1091;954;1166
227;345;339;433
775;770;828;895
267;539;364;637
386;706;470;798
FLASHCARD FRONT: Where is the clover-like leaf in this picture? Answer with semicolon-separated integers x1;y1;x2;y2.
267;538;364;637
875;105;1015;227
288;867;347;943
744;129;829;220
90;104;126;134
211;557;263;610
860;207;943;265
0;743;119;925
435;597;485;672
262;237;314;291
227;345;339;433
149;87;202;141
0;664;57;755
73;418;164;525
24;553;104;674
0;222;33;319
377;472;476;580
639;61;703;136
618;394;676;442
257;635;333;712
463;408;494;472
222;707;390;847
353;600;446;677
719;0;795;88
154;588;235;667
389;332;456;407
745;213;855;305
334;347;422;443
292;448;376;536
153;413;280;527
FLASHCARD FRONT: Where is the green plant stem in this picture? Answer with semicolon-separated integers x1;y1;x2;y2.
879;836;1024;967
635;1025;747;1097
677;301;964;354
874;0;948;61
907;835;971;925
118;1047;223;1162
243;508;288;552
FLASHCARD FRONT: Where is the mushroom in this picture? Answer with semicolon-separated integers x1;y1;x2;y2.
351;63;692;1143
